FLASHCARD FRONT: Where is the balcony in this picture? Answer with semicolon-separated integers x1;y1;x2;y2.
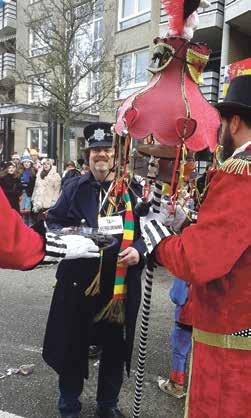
193;0;224;50
225;0;251;36
0;52;16;81
200;71;220;104
159;1;224;50
197;0;224;30
0;0;16;36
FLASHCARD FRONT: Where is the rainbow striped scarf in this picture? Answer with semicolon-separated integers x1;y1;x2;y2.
95;189;134;325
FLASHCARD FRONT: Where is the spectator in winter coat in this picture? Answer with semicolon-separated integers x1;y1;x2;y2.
0;162;22;212
29;149;42;172
11;152;22;175
77;158;90;175
61;160;81;190
20;154;36;225
31;159;61;220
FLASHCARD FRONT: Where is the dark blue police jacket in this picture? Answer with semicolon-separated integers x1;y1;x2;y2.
42;172;146;378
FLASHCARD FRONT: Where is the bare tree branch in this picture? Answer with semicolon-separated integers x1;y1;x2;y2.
15;0;114;127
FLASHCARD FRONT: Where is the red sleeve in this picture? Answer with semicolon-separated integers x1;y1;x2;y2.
156;170;251;284
0;187;45;270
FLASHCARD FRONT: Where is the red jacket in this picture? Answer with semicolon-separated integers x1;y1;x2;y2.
0;187;45;269
156;163;251;417
157;167;251;334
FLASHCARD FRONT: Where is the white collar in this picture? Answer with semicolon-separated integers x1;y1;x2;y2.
232;141;251;157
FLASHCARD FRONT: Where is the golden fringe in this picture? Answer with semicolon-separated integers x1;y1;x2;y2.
94;299;125;325
85;272;101;296
219;157;251;176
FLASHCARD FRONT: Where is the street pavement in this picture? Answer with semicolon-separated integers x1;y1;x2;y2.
0;266;185;418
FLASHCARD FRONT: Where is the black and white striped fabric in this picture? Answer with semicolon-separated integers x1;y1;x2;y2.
43;232;67;264
232;329;251;337
143;219;171;254
152;180;163;213
133;262;155;417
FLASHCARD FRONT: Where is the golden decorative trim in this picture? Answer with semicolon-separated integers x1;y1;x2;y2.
186;48;209;85
219;157;251;176
193;328;251;350
148;43;175;74
184;340;194;418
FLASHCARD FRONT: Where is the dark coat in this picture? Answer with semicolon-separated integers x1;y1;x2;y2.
20;169;36;197
61;168;81;190
42;172;146;378
0;175;22;212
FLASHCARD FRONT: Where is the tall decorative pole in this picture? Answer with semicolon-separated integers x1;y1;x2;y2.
133;168;163;417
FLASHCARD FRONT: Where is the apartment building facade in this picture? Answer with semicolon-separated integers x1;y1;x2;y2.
0;0;102;163
100;0;251;121
0;0;16;160
0;0;251;162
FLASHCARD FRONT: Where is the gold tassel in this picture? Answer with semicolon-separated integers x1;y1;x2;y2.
85;272;101;296
178;143;187;189
85;250;103;296
220;157;251;176
94;299;125;325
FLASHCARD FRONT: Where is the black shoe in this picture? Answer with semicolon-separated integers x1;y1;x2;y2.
60;413;80;418
95;407;125;418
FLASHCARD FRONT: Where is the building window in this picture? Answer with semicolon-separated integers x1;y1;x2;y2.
204;53;221;73
116;48;149;99
29;28;50;57
73;0;104;113
118;0;151;30
28;76;50;104
27;127;48;157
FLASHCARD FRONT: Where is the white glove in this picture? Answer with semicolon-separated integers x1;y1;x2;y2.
171;204;187;232
140;203;186;255
158;200;188;232
44;233;100;263
60;235;100;260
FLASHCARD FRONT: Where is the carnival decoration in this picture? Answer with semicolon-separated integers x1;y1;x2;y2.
223;58;251;97
82;0;220;415
111;1;221;417
115;3;219;154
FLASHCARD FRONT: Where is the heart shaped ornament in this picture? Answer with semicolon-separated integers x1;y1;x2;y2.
176;117;197;140
125;108;138;128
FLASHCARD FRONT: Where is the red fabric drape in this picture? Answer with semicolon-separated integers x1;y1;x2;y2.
0;187;44;269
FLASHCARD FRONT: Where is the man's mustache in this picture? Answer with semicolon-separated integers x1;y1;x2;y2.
94;157;109;163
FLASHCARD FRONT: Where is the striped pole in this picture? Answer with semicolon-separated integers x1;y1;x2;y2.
152;180;163;213
133;180;162;417
133;259;155;417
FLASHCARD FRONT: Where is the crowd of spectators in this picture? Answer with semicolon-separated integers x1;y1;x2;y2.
0;149;89;225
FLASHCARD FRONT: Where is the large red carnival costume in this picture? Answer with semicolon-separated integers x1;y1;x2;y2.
0;186;45;269
113;0;251;417
115;0;219;153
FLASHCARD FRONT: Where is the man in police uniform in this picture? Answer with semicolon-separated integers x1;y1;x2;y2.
42;122;146;418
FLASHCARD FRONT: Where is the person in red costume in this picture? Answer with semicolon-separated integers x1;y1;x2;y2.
0;186;99;270
141;74;251;418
